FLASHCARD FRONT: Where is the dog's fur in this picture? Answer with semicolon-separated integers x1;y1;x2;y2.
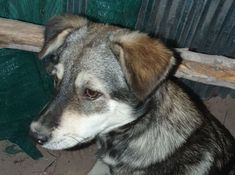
30;15;235;175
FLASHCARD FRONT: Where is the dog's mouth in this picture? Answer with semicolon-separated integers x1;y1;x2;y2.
30;99;135;150
30;120;94;150
42;134;93;150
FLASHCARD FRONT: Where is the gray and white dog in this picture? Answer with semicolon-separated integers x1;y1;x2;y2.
30;15;235;175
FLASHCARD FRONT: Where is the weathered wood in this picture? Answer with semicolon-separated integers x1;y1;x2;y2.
0;17;235;89
176;48;235;89
0;17;44;52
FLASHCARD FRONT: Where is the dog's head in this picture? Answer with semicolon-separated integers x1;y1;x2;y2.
29;15;175;150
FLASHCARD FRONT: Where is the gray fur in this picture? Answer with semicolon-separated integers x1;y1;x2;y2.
30;15;235;175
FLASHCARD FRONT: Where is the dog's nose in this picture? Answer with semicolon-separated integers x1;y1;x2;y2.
29;130;49;145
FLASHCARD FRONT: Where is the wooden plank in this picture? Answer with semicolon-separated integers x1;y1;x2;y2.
176;48;235;89
0;18;44;52
0;17;235;89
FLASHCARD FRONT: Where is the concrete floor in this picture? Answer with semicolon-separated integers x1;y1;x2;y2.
0;141;96;175
0;95;234;175
204;95;235;137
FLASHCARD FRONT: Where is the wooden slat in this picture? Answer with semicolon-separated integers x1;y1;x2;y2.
176;48;235;89
0;18;44;52
0;17;235;90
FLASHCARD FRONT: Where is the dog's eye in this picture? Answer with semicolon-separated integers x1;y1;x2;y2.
84;88;102;100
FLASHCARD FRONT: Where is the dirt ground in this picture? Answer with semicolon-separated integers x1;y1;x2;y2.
0;95;234;175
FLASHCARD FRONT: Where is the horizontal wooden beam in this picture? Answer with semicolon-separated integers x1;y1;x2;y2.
0;17;44;52
175;48;235;90
0;17;235;90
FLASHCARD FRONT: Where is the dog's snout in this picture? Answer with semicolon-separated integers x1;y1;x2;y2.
30;122;51;145
29;130;49;145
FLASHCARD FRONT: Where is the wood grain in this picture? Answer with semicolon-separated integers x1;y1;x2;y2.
0;17;44;52
176;48;235;89
0;17;235;89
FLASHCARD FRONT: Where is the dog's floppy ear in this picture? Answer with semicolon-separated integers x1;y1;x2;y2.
110;31;175;100
39;15;88;59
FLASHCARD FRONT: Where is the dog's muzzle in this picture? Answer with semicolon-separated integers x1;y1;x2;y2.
29;101;59;145
29;128;50;145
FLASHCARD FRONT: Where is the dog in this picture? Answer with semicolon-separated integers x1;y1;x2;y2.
29;15;235;175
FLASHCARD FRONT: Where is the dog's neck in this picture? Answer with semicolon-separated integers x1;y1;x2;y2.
97;81;203;168
133;97;152;119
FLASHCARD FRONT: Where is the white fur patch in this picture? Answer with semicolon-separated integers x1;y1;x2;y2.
103;155;118;166
52;63;64;80
42;100;134;150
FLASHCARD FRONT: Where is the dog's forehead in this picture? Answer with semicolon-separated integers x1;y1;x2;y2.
78;44;126;89
80;44;121;73
59;29;87;64
57;30;126;89
61;29;117;65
